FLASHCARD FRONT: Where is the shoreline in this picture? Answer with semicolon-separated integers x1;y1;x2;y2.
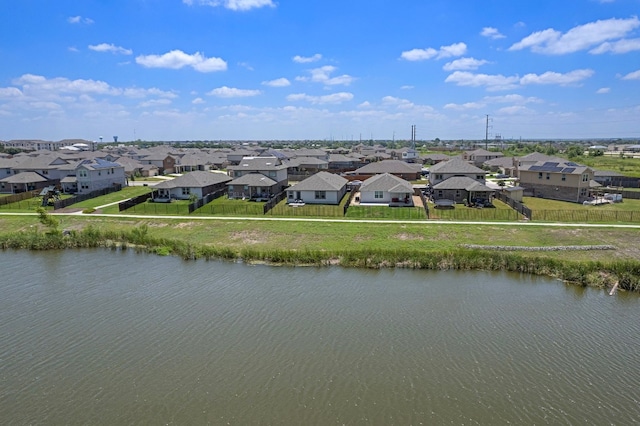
1;223;638;293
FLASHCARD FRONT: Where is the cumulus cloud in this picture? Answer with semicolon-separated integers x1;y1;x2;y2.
207;86;262;97
520;69;594;85
297;65;356;86
445;69;593;90
443;57;489;71
293;54;322;63
192;97;206;104
621;69;640;80
596;87;610;94
286;92;354;104
68;16;94;24
481;27;505;39
589;38;640;54
400;42;467;61
89;43;133;55
445;71;520;91
262;78;291;87
444;102;485;111
509;17;640;54
138;99;172;108
135;50;227;72
0;87;24;98
182;0;275;11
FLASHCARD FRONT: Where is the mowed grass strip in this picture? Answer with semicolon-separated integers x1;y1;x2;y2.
193;197;266;216
427;199;522;221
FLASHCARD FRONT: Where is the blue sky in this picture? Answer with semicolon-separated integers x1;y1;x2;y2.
1;0;639;142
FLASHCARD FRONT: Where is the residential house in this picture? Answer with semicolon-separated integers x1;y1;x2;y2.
152;171;232;202
428;158;487;186
431;176;494;205
227;156;288;195
286;171;348;205
352;159;422;180
75;159;126;194
139;153;177;174
227;173;279;200
421;153;452;165
463;149;504;167
358;173;414;206
518;160;594;203
0;171;50;193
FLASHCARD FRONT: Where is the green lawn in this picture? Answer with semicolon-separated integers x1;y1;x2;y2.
577;156;640;178
346;205;427;220
193;197;266;216
0;194;74;212
71;186;153;210
427;199;522;221
268;194;350;218
120;199;192;215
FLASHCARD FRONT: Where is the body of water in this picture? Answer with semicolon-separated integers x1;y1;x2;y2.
0;249;638;424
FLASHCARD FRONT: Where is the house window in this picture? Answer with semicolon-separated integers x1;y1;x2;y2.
315;191;326;200
437;190;443;198
582;174;589;182
476;175;483;180
41;170;48;175
435;174;443;180
546;173;550;180
182;188;190;195
580;188;587;196
268;171;276;178
538;172;543;179
374;191;384;199
288;192;293;199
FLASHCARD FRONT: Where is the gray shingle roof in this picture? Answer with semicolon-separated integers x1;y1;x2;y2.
288;172;348;191
228;173;277;187
428;158;486;174
0;171;49;183
360;173;413;192
355;159;421;174
432;176;494;192
154;171;232;189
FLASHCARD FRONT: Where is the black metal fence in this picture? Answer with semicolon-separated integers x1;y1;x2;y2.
263;191;287;214
533;210;640;223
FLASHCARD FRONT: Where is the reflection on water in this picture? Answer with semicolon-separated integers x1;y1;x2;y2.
0;249;638;424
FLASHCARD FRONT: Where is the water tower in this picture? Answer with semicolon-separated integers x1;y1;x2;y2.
113;136;118;143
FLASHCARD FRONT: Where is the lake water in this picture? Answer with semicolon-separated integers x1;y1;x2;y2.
1;249;638;425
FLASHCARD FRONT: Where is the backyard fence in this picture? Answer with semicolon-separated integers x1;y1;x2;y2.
427;207;522;221
188;188;227;214
119;190;158;212
533;210;640;223
53;185;122;210
263;191;287;214
0;190;41;207
494;191;532;219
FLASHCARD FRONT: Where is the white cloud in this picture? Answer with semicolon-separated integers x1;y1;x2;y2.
298;65;355;86
481;27;505;39
262;78;291;87
400;85;414;90
596;87;610;94
122;87;178;99
192;97;206;104
0;87;23;98
286;92;354;104
182;0;275;11
401;42;466;61
509;17;640;54
89;43;133;55
443;57;489;71
14;74;118;95
207;86;262;97
590;38;640;54
621;69;640;80
293;54;322;63
520;69;594;85
444;102;485;111
483;94;543;104
136;50;227;72
138;99;172;108
68;16;94;24
497;105;532;115
444;71;520;91
68;46;79;53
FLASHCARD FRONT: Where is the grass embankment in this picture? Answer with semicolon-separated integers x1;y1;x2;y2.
1;214;639;292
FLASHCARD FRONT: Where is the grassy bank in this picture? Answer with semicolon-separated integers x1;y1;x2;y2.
1;213;639;293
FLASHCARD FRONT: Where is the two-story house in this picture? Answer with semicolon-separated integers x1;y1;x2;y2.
226;156;288;199
75;159;126;194
518;160;595;203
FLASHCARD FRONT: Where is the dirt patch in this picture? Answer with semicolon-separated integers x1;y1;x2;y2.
394;233;424;241
229;230;268;245
173;222;195;229
53;208;83;213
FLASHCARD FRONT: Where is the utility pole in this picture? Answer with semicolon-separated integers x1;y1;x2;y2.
485;115;490;150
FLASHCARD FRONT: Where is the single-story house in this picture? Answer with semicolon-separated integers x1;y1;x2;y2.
286;171;348;205
431;176;495;204
0;171;52;194
152;171;232;202
358;173;414;206
227;173;279;200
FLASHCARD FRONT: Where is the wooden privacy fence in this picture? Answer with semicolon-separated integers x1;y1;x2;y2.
188;189;227;214
0;190;40;206
119;190;158;212
494;191;533;219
